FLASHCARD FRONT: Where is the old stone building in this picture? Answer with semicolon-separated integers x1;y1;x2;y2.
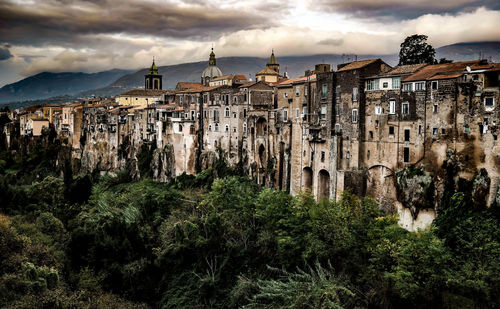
8;55;500;231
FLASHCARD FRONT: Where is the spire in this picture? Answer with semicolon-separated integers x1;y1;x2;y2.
209;47;216;66
268;49;277;65
149;58;158;75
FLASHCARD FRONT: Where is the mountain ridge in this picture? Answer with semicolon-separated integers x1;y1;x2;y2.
1;41;499;106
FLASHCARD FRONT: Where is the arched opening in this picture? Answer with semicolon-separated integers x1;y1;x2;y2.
256;118;267;136
302;167;313;192
258;144;266;168
154;79;159;89
318;169;330;200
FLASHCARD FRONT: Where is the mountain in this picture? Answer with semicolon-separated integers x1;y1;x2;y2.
0;69;133;103
2;41;499;106
83;53;399;98
436;41;500;63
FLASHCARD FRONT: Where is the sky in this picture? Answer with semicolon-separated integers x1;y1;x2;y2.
0;0;499;87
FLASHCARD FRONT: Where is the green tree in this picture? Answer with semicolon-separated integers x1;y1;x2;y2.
399;34;436;65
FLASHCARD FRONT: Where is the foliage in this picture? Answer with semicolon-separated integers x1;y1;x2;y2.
399;34;436;65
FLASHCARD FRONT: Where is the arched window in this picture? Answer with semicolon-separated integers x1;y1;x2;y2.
243;123;247;133
178;124;183;132
225;107;230;118
208;124;212;131
225;124;229;132
215;123;219;132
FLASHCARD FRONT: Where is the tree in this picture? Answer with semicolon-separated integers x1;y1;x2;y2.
399;34;436;65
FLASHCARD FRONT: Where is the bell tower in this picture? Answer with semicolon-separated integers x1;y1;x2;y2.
145;58;162;90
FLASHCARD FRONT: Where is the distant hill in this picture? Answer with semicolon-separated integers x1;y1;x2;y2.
1;41;499;107
0;69;133;103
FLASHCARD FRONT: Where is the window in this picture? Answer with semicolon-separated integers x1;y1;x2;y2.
352;87;358;101
225;107;230;117
215;123;219;132
304;85;308;96
283;109;288;122
464;124;470;134
321;151;325;163
415;82;425;91
366;79;379;91
352;109;358;123
433;104;438;114
243;108;247;118
432;81;438;90
284;92;288;98
335;124;341;132
296;108;300;119
418;124;422;135
392;77;401;89
402;102;409;115
322;84;327;98
389;100;396;114
403;83;412;92
335;86;341;100
389;126;395;136
208;124;212;131
485;97;495;108
442;128;446;135
375;105;382;115
225;124;229;132
233;112;237;118
383;82;388;88
404;129;410;142
369;131;373;139
191;110;195;120
233;127;237;133
403;147;410;163
302;106;307;120
296;85;301;97
321;106;327;120
433;128;437;136
335;104;340;116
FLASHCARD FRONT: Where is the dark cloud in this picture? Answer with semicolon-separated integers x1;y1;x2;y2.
0;0;275;47
314;0;500;19
0;46;12;61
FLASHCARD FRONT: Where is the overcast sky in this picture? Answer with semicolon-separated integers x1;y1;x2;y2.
0;0;499;86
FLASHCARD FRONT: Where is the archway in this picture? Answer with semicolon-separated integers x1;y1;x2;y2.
318;169;330;200
256;118;267;136
302;167;313;192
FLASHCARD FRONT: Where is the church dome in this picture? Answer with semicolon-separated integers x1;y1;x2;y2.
202;65;223;79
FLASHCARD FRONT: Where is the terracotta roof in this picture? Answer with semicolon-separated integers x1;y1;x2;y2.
177;85;223;93
277;74;316;86
239;81;257;88
385;64;427;75
176;82;204;91
63;102;83;107
401;60;489;82
428;73;464;80
120;89;169;96
234;75;248;80
337;59;380;72
256;66;279;76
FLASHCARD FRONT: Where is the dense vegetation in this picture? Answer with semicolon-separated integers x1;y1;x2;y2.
1;145;500;308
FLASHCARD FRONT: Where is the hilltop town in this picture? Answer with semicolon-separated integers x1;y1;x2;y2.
2;48;500;230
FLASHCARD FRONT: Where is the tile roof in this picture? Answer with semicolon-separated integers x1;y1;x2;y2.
277;74;316;86
256;66;279;76
234;75;248;80
176;82;204;91
239;81;257;88
337;59;380;72
385;64;428;75
402;60;483;82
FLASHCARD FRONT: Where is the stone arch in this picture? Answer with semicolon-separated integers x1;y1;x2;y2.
303;166;313;192
318;169;330;200
256;117;267;136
